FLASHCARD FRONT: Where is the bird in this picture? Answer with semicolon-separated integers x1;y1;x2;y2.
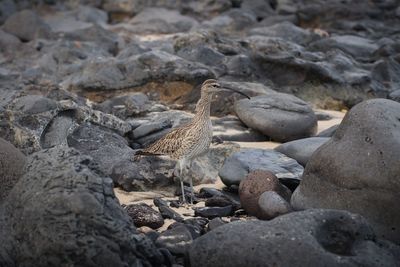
134;79;250;204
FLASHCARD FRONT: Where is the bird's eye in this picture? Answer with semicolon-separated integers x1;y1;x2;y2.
213;84;221;88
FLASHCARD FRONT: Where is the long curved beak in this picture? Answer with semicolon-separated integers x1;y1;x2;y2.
220;86;251;99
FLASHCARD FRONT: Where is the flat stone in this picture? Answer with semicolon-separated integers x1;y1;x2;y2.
158;206;184;223
156;225;193;255
194;206;233;219
234;94;317;142
219;149;304;187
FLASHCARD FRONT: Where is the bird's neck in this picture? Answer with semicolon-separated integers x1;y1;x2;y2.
194;93;211;121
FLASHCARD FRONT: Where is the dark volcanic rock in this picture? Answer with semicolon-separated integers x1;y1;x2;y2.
316;124;339;137
0;138;26;202
158;206;184;222
275;137;330;167
124;203;164;229
292;99;400;244
3;9;52;41
0;147;166;266
194;206;233;219
219;149;304;187
188;209;400;267
207;217;227;231
234;94;318;142
156;225;193;255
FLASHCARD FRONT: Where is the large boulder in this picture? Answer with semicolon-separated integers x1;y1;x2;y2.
0;138;26;202
188;209;400;267
234;94;317;142
0;147;167;266
291;99;400;244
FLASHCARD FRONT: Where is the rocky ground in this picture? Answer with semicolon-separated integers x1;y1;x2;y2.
1;0;400;266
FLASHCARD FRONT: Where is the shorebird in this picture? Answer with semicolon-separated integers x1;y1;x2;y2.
134;79;250;204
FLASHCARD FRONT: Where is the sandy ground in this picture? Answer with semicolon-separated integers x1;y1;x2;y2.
115;109;345;230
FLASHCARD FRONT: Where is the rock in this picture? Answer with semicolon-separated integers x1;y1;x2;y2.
234;94;318;142
207;218;227;231
316;124;339;137
124;203;164;229
249;22;318;45
153;197;169;208
95;93;151;119
291;99;400;244
0;138;26;202
63;51;214;98
194;206;233;219
238;170;291;218
128;8;198;34
158;206;184;223
156;224;193;255
183;218;208;236
0;0;16;24
188;209;400;267
68;122;176;192
13;95;58;115
219;149;304;187
314;110;333;120
275;137;330;167
0;147;167;266
257;191;292;220
3;10;52;41
310;35;379;59
388;89;400;102
205;196;236;208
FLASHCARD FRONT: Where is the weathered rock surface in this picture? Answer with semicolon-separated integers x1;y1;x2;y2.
0;147;167;266
219;149;304;187
275;137;330;167
292;99;400;244
124;203;164;229
188;209;400;267
0;138;26;202
234;94;318;142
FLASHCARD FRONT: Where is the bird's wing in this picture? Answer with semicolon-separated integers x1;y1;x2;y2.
141;126;193;157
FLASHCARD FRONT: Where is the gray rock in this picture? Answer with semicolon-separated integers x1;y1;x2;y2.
310;35;379;58
388;89;400;102
95;93;151;119
219;149;304;187
291;99;400;244
249;22;318;45
156;224;193;255
13;95;58;115
316;124;339;137
0;147;167;266
188;209;400;267
158;206;184;223
63;50;214;94
257;191;292;220
194;206;233;219
207;217;227;231
124;203;164;229
0;138;26;202
128;8;198;34
0;0;16;24
275;137;330;166
212;115;267;142
3;10;52;41
234;94;318;142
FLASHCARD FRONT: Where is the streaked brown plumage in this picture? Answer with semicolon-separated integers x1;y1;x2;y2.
135;79;249;203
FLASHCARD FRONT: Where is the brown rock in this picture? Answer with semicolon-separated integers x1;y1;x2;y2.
124;203;164;229
238;170;291;217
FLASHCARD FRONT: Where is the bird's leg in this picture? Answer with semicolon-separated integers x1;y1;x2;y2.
178;159;186;204
189;176;193;205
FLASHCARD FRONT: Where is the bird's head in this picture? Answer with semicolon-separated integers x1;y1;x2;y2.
200;79;250;99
